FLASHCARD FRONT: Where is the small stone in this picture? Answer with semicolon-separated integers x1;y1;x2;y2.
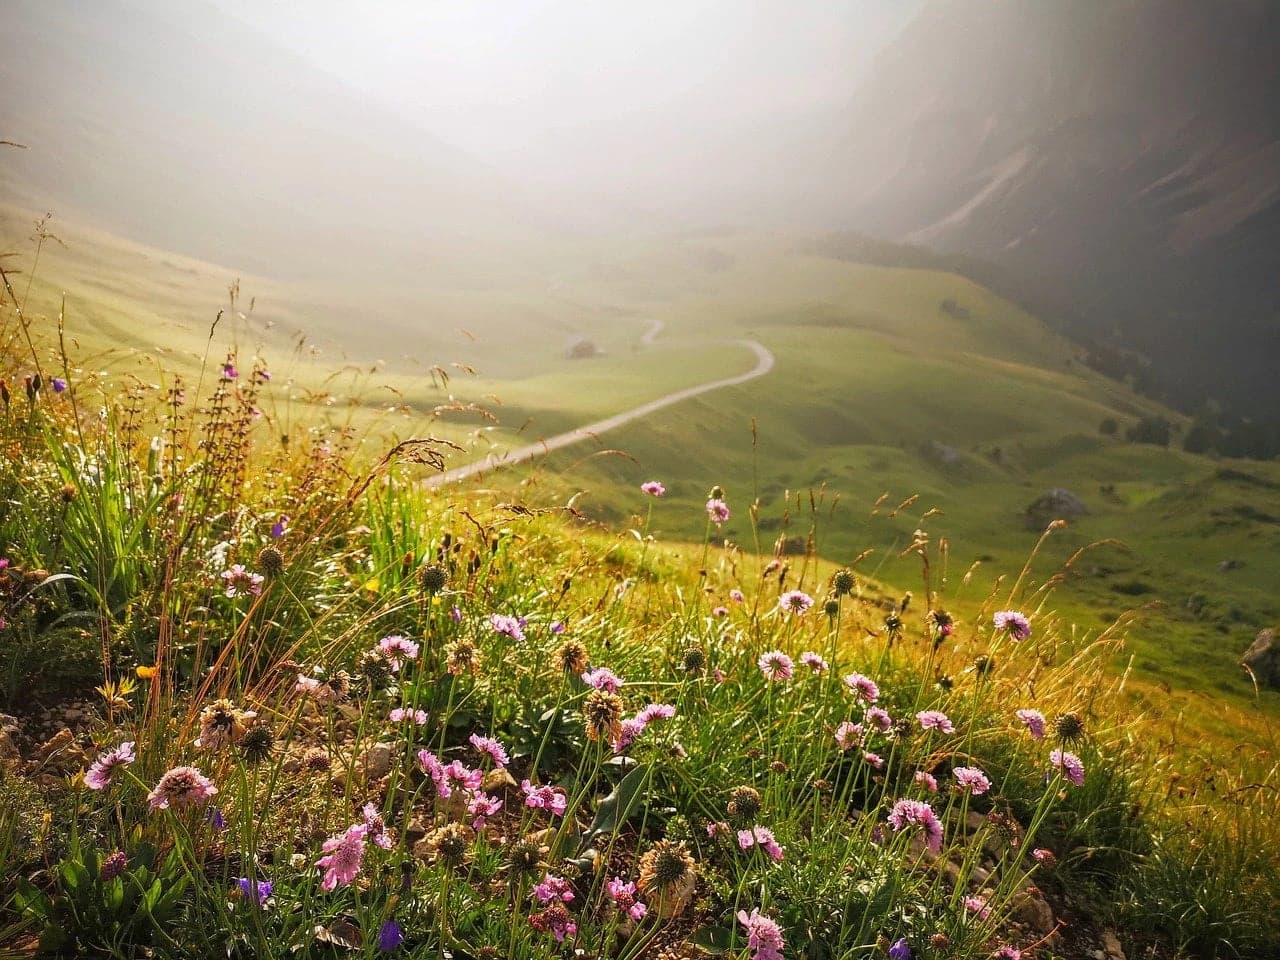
1102;929;1126;960
359;743;393;780
1011;886;1056;937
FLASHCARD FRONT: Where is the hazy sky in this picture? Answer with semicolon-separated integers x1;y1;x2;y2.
215;1;918;218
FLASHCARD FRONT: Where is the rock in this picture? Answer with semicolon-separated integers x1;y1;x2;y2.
922;440;961;466
1102;929;1126;960
1241;628;1280;689
1025;488;1087;530
0;714;20;761
358;742;393;780
33;727;88;774
1011;885;1056;937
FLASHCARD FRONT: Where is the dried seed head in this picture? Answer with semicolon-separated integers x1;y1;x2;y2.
832;569;856;595
680;646;706;674
418;563;448;595
240;724;275;764
256;545;284;578
582;689;623;743
557;640;588;675
99;851;128;881
444;639;480;676
506;836;547;877
823;597;840;618
58;483;78;503
422;822;472;868
726;785;762;823
637;840;698;918
303;747;331;772
1054;712;1086;744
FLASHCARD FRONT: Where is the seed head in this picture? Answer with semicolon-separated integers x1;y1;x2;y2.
726;785;762;823
100;851;128;881
637;840;697;918
582;689;623;743
418;563;448;595
303;747;331;772
1054;712;1086;744
507;836;548;877
832;569;856;595
557;640;588;675
240;724;275;764
256;545;284;578
422;822;472;868
444;639;480;676
823;597;840;617
680;646;706;674
59;483;78;503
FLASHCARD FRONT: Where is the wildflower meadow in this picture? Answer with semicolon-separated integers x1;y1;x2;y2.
0;327;1277;959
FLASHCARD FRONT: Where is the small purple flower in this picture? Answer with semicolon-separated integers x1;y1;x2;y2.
963;894;991;920
222;361;238;380
641;481;665;496
994;610;1032;641
952;766;992;796
835;721;863;750
886;798;943;853
270;515;290;538
843;673;880;703
377;919;405;952
549;620;565;634
206;806;228;830
469;733;509;768
582;667;623;692
778;590;813;616
865;706;892;732
799;651;829;673
84;741;136;790
1016;708;1046;739
706;498;730;524
757;650;794;681
235;877;273;906
916;710;955;734
1050;748;1085;786
889;938;911;960
914;770;938;792
51;377;68;394
533;872;575;904
490;613;525;642
100;851;128;881
449;605;462;623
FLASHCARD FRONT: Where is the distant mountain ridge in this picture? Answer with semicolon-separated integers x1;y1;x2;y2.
822;0;1280;419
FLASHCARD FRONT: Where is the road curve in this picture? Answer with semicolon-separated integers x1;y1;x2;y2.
425;327;773;488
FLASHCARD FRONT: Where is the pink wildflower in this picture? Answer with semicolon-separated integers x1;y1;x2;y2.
729;588;745;603
799;651;829;673
316;824;367;891
147;766;217;811
914;770;939;792
887;798;943;853
953;766;992;796
844;673;880;703
916;710;955;733
737;908;786;960
777;590;813;616
863;751;885;769
737;825;785;861
469;733;509;768
706;498;731;524
522;780;568;817
757;650;794;681
361;803;393;849
835;721;863;750
607;877;647;921
84;741;135;790
221;564;264;598
1016;708;1046;739
582;667;623;693
865;706;893;732
389;707;428;725
1050;749;1085;786
490;613;526;642
641;481;666;497
467;791;503;830
993;610;1032;641
963;895;992;920
377;635;419;670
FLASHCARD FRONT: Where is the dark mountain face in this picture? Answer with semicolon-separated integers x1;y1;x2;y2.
0;0;551;286
823;0;1280;419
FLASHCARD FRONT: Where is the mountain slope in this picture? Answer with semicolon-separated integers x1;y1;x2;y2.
820;0;1280;419
0;0;551;287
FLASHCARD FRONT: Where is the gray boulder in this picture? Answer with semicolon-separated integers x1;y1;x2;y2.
1025;488;1087;530
1241;628;1280;689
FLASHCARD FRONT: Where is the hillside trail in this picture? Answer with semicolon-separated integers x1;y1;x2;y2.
424;319;773;488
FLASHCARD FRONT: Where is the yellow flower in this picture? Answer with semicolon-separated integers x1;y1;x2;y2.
136;665;158;680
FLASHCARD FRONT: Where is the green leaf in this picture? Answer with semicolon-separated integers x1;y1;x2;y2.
583;762;651;843
688;925;735;954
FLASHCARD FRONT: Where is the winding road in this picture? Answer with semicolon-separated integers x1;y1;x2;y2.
425;321;773;488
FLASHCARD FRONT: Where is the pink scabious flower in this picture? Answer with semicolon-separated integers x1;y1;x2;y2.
467;791;503;830
582;667;623;693
1016;708;1046;740
737;908;786;960
469;733;509;768
953;766;992;796
713;605;729;617
963;895;992;920
914;770;939;793
638;703;677;724
916;710;955;733
1050;749;1086;786
799;651;829;673
993;610;1032;641
84;741;136;790
863;751;885;769
316;823;367;891
613;717;647;753
529;904;577;943
607;877;648;921
887;798;943;854
835;721;863;750
864;706;893;732
706;498;731;524
377;635;419;670
706;820;731;839
843;672;880;703
389;707;428;725
757;650;794;681
220;564;264;598
147;765;218;811
438;760;483;797
641;481;666;497
534;873;575;905
729;588;745;603
737;825;785;861
490;613;526;642
522;780;568;817
1032;847;1056;865
777;590;813;616
993;948;1022;960
361;803;393;849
